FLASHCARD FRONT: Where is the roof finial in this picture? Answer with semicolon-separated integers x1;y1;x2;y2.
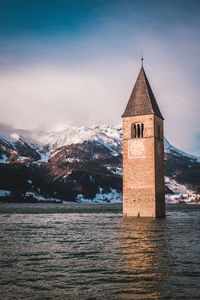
140;48;144;67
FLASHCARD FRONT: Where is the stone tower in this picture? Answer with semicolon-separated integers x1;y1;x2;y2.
122;65;165;218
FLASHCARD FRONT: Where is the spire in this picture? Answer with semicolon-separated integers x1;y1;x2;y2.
122;66;164;119
140;48;144;68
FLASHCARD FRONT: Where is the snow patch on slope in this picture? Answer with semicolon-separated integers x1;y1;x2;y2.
106;166;122;175
25;192;61;202
76;188;122;204
0;154;8;163
38;152;50;163
0;190;11;196
165;176;200;204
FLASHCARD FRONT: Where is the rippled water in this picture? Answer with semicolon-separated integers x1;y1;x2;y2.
0;203;200;299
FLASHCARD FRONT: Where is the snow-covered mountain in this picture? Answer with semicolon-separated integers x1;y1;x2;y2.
38;124;122;153
1;124;200;162
0;124;200;203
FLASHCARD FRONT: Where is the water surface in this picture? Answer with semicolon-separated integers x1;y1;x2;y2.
0;203;200;299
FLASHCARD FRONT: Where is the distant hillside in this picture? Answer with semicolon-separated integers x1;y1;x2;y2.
0;125;200;203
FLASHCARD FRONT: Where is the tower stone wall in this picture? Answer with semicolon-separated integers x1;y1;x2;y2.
154;115;165;217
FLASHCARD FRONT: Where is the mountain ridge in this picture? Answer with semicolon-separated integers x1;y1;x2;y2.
0;124;200;204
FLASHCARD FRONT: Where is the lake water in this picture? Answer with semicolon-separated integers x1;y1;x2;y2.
0;203;200;299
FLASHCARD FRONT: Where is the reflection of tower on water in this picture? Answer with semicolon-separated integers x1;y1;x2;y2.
116;218;170;299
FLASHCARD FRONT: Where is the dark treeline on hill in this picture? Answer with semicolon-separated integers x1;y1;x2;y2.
0;164;122;202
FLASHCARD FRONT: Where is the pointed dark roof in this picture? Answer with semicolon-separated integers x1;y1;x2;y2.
122;67;164;119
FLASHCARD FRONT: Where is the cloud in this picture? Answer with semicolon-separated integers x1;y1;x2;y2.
0;44;199;156
0;57;135;127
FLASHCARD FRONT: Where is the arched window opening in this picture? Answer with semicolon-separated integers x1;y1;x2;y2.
134;124;136;138
131;123;136;138
137;124;140;138
141;123;144;137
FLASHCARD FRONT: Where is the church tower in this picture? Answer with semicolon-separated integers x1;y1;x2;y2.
122;63;165;218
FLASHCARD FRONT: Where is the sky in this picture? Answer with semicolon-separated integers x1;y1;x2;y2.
0;0;200;155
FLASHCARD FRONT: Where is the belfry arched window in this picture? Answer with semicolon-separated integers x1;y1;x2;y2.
131;123;144;138
141;123;144;137
131;123;137;138
137;124;140;138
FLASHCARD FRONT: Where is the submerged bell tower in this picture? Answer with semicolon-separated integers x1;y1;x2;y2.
122;59;165;218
